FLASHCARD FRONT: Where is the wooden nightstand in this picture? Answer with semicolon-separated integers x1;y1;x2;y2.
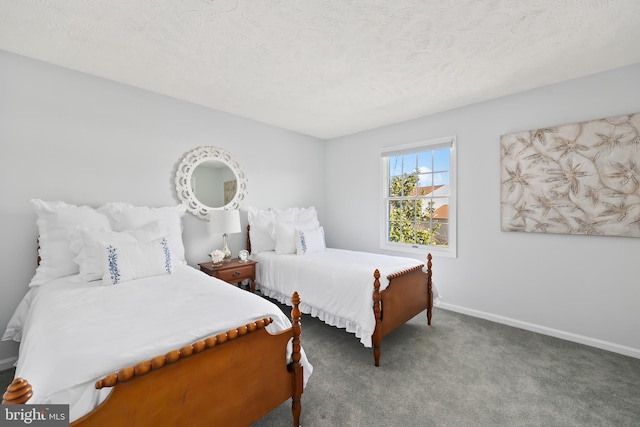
198;259;258;293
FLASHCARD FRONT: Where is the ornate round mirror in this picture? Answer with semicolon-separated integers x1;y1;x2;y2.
175;146;248;219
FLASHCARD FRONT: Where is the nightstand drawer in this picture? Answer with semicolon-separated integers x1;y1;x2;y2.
214;264;255;283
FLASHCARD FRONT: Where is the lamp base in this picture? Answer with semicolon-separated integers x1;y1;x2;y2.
222;233;232;263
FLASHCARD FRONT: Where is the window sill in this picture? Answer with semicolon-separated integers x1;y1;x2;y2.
380;242;456;259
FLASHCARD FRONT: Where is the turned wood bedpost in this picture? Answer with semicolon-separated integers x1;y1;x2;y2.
246;224;252;254
372;269;382;367
2;378;32;404
426;253;433;325
290;292;303;427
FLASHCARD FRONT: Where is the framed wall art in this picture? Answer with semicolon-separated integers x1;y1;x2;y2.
500;112;640;237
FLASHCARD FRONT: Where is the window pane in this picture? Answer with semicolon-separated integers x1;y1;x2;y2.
432;197;449;221
434;171;450;187
389;176;402;197
388;221;401;243
433;149;450;172
400;221;416;244
417;173;433;196
389;155;403;177
401;200;416;220
402;154;415;175
434;222;449;247
417;151;432;172
416;221;436;245
389;200;402;219
402;175;417;196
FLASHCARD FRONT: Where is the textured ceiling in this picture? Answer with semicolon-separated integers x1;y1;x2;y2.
1;1;640;139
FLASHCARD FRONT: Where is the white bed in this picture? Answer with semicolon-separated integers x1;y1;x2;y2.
2;200;313;426
254;249;429;347
247;206;436;366
4;265;312;423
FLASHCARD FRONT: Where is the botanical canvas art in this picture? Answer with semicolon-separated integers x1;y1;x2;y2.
500;112;640;237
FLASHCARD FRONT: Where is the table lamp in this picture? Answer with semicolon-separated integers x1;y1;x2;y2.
208;209;241;263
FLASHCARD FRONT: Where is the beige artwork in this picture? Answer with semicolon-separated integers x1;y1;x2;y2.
500;112;640;237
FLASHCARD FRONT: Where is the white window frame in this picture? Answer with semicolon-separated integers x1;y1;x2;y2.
380;136;457;258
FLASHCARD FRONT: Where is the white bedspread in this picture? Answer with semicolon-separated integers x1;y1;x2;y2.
6;265;312;422
254;248;429;347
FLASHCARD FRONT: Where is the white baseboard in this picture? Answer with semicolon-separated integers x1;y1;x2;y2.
0;356;17;372
436;302;640;360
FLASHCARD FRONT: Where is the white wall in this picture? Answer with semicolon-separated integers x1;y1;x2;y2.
324;63;640;358
0;50;325;367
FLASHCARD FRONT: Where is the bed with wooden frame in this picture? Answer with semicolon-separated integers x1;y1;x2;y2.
3;293;304;426
247;225;434;367
2;199;310;426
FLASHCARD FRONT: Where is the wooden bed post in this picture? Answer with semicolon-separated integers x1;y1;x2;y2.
246;224;252;254
290;292;303;427
426;253;433;325
2;378;32;404
372;269;382;367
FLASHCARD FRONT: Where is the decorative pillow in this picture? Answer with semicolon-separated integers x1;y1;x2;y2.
271;207;320;254
275;220;319;255
30;199;112;287
247;207;276;254
296;226;326;255
69;220;168;282
272;207;319;232
99;203;186;264
101;238;173;285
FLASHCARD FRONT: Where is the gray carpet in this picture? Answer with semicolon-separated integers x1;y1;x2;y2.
2;307;640;426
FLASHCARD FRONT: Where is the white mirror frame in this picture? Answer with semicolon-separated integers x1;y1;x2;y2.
175;146;248;219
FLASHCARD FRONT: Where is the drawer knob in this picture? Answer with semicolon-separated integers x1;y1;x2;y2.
233;271;241;277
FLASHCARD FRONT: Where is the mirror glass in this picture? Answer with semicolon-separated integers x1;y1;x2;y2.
175;146;248;219
191;160;237;208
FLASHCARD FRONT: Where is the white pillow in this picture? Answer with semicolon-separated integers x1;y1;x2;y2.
100;203;186;264
69;220;168;282
296;226;326;255
274;220;319;255
271;207;319;254
101;238;173;285
30;199;111;286
274;223;296;254
273;207;319;231
294;206;319;224
247;207;276;254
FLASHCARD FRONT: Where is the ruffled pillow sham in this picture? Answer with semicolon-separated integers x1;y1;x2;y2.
29;200;187;286
99;203;187;265
30;199;112;287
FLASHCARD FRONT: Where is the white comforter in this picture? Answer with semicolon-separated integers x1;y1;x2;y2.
4;265;312;422
254;248;431;347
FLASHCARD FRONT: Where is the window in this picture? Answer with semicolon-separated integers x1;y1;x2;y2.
380;136;456;258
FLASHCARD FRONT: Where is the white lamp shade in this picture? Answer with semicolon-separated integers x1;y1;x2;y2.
208;209;241;234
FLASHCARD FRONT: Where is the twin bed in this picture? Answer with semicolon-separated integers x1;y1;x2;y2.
3;267;308;426
247;206;435;367
3;201;435;425
2;200;311;426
